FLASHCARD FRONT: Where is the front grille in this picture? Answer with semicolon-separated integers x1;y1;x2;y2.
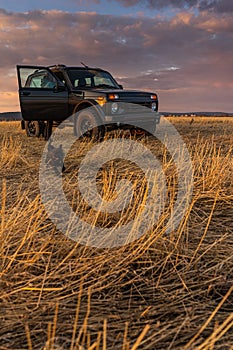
118;102;153;113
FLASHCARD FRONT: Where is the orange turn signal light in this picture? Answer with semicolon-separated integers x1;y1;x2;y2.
108;94;119;100
96;96;107;106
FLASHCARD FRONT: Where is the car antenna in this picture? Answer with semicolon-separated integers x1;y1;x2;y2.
81;62;89;68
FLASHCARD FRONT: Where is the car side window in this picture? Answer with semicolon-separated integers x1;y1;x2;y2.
28;72;57;89
29;76;42;88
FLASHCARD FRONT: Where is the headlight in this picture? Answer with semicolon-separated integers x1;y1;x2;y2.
111;102;119;113
151;102;157;111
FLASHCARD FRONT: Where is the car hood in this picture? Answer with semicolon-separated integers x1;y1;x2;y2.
73;88;156;100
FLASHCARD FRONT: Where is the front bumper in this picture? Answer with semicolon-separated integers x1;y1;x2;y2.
103;112;160;129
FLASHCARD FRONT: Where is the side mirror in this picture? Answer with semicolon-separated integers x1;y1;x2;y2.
118;84;123;89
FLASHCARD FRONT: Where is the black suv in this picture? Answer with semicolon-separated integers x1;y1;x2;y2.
17;64;160;138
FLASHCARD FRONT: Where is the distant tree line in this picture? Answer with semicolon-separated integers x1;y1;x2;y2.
0;112;22;121
162;112;233;117
0;111;232;122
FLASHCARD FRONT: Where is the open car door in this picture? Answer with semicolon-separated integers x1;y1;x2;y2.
17;65;69;122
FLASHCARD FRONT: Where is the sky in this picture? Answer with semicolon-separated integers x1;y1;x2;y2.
0;0;232;113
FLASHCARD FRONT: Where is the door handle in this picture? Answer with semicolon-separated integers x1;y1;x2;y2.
21;91;31;96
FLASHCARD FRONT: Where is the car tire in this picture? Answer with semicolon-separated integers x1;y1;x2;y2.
25;121;41;137
75;110;104;139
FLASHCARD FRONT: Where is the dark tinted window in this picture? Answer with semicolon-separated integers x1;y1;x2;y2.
66;69;120;89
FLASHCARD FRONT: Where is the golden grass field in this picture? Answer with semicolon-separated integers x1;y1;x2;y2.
0;117;233;350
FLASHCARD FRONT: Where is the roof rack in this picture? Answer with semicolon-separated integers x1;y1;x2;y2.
47;64;67;69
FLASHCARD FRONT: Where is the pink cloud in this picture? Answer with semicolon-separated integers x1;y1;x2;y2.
0;9;232;112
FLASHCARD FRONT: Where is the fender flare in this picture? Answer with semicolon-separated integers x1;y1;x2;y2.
72;100;105;123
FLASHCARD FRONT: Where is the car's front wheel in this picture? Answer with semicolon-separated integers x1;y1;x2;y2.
75;110;104;139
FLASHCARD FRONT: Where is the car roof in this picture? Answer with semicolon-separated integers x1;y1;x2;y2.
17;64;108;73
48;64;106;72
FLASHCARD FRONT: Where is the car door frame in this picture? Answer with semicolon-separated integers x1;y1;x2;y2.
17;65;69;122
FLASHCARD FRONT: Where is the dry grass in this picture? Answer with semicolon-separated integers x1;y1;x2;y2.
0;117;233;350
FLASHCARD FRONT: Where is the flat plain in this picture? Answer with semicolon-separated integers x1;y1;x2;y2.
0;117;232;349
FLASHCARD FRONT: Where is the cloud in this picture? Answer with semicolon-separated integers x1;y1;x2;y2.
0;8;232;112
114;0;198;9
74;0;100;4
199;0;233;13
110;0;233;13
58;0;233;13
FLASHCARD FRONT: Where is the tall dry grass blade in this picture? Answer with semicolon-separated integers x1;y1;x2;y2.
70;279;84;350
46;322;52;349
184;286;233;349
196;313;233;350
75;287;92;348
102;319;107;350
89;342;98;350
37;253;52;307
122;322;129;350
50;302;59;350
1;178;6;232
130;325;150;350
25;323;33;350
190;189;219;264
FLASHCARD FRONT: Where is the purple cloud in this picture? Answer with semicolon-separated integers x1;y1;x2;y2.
0;8;232;112
114;0;198;8
199;0;233;13
110;0;233;13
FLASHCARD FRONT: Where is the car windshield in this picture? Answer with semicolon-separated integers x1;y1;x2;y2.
66;69;120;89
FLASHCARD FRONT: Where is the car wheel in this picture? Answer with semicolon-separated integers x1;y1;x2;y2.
75;110;104;139
25;121;41;137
